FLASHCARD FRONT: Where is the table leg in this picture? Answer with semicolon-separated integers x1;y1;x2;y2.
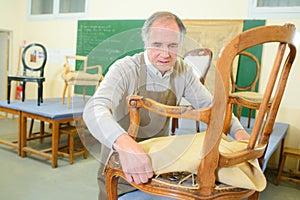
278;138;285;170
17;112;22;156
52;121;59;168
21;115;27;157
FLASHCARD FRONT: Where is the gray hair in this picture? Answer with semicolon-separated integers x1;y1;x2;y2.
141;11;186;45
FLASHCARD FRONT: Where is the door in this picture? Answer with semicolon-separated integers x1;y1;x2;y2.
0;30;11;100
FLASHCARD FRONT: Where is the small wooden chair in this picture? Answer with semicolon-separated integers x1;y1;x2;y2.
61;55;103;107
105;23;299;200
275;147;300;185
58;120;87;164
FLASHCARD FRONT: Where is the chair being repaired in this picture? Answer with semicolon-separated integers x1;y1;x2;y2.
105;24;299;199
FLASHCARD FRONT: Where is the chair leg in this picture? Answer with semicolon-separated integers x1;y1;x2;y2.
171;118;178;135
7;79;11;104
236;105;242;121
248;191;259;200
67;85;72;108
37;82;42;106
22;82;26;102
29;119;34;138
275;152;287;185
247;109;252;128
62;83;68;104
106;170;120;200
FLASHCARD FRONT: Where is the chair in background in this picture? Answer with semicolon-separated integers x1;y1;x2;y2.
230;51;272;128
58;119;88;164
61;55;103;107
275;147;300;185
105;24;299;199
7;43;47;106
184;48;213;85
171;48;213;134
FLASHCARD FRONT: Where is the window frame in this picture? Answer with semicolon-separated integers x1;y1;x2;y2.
248;0;300;19
27;0;89;20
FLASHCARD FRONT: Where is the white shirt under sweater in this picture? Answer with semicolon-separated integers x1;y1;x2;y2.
83;51;244;149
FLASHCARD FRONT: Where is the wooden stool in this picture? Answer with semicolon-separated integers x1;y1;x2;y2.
58;125;87;164
275;147;300;185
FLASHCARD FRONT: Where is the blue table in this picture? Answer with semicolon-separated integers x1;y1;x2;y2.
0;97;87;168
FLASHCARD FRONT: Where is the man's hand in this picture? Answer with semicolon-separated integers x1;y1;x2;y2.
113;134;153;184
234;129;250;141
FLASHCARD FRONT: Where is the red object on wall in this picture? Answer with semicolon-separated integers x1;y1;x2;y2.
16;85;23;100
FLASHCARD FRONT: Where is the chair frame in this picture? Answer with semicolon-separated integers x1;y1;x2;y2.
7;43;47;106
105;24;299;200
62;55;103;107
171;48;213;134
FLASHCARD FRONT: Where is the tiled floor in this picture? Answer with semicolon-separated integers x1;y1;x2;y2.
0;117;299;200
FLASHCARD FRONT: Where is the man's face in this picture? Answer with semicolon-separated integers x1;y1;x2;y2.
146;19;181;74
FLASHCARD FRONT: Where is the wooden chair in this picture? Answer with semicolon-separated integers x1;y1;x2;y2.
171;48;213;134
275;147;300;185
7;43;47;106
104;24;299;199
230;51;272;128
58;120;88;164
61;55;103;107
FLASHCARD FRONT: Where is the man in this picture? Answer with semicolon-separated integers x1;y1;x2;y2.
83;11;250;199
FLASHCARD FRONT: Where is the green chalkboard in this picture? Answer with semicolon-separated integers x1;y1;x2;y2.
75;20;145;95
76;20;145;74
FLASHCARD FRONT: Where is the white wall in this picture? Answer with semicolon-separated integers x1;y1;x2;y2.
0;0;299;168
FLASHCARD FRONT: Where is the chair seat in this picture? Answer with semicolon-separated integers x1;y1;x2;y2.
231;91;273;103
106;152;256;199
62;71;100;82
58;125;87;164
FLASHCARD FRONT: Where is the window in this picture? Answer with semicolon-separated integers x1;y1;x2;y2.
28;0;88;19
248;0;300;19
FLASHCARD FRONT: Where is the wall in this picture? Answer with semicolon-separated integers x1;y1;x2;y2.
0;0;299;169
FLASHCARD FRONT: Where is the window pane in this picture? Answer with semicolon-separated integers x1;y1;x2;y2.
31;0;53;15
257;0;300;7
59;0;86;13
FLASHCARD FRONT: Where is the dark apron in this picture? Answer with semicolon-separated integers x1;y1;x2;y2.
97;55;177;199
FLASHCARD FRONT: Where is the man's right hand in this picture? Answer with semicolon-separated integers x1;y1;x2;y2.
113;134;154;184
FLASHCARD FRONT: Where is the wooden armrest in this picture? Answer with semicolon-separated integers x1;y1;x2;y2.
219;144;266;167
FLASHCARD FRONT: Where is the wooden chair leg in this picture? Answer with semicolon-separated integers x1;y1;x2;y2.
106;170;120;200
171;118;178;135
247;109;253;128
62;83;68;104
28;119;34;138
248;191;259;200
236;105;242;121
67;85;72;108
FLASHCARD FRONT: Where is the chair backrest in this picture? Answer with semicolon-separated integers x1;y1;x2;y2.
230;51;260;93
64;55;88;72
221;23;299;172
127;24;299;196
22;43;47;77
183;48;213;84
